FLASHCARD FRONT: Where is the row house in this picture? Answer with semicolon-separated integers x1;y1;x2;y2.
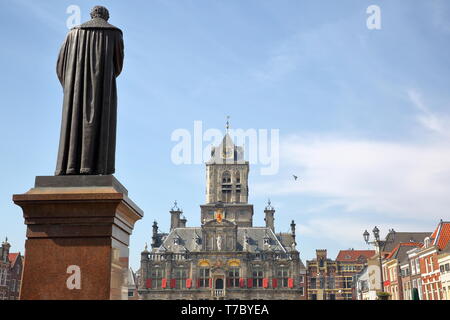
382;242;423;300
416;220;450;300
0;238;24;300
437;248;450;300
306;249;374;300
405;246;424;300
355;230;430;300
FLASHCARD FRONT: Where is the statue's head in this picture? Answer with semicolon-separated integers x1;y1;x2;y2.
90;6;110;21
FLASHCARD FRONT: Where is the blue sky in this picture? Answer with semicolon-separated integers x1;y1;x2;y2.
1;0;450;271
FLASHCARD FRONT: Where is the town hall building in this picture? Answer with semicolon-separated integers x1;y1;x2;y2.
138;131;307;299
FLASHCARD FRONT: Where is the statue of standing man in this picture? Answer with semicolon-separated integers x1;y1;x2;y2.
55;6;124;175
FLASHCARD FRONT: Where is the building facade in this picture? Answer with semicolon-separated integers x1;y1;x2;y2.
306;249;374;300
0;238;23;300
382;242;422;300
406;247;423;300
138;133;307;300
417;221;450;300
437;249;450;300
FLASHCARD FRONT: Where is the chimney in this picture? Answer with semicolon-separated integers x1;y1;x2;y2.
1;237;10;263
290;220;296;243
264;200;275;232
170;201;182;231
151;221;159;248
179;215;187;228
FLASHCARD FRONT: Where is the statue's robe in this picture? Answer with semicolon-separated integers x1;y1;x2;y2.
55;18;124;175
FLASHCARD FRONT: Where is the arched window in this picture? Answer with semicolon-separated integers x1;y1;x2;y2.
235;171;241;184
222;171;232;202
222;171;231;183
319;258;324;268
235;171;241;202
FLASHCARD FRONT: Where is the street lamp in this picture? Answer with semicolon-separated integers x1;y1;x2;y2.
363;226;392;293
373;226;380;241
363;230;369;243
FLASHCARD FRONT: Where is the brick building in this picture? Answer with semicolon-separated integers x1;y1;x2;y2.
138;132;307;300
416;221;450;300
306;249;374;300
0;238;23;300
382;242;422;300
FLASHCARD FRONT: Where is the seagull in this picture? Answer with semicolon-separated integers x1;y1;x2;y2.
293;175;299;181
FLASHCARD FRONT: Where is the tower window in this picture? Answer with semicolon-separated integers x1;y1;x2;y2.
222;171;231;184
235;171;241;184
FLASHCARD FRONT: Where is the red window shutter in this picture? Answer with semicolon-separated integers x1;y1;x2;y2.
239;278;245;288
186;278;192;289
170;279;176;288
145;279;152;289
263;278;269;288
227;278;231;288
288;278;294;288
272;278;278;288
209;278;212;288
197;279;201;288
247;278;253;288
161;278;167;289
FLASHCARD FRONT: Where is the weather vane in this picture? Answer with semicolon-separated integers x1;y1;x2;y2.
226;116;230;133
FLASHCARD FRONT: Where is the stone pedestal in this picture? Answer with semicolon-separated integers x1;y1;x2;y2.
13;175;143;300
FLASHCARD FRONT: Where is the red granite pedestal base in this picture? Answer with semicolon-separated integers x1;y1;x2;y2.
13;176;143;300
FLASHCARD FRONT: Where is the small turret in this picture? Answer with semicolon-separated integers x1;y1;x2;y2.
151;221;159;248
1;237;10;263
179;215;187;228
170;201;182;231
290;220;296;244
264;199;275;232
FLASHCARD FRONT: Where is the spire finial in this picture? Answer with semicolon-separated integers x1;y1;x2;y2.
172;200;180;211
226;116;230;133
145;242;148;251
265;199;274;210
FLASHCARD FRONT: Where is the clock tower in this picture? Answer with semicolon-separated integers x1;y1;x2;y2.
201;130;253;227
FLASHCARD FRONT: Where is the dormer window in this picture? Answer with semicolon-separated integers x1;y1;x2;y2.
424;237;431;248
264;237;270;245
173;237;180;245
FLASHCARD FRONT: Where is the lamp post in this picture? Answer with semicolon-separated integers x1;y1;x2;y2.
363;226;391;293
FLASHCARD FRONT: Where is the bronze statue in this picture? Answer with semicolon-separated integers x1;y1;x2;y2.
55;6;124;175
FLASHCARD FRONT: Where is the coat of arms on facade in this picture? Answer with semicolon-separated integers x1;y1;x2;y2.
215;209;224;223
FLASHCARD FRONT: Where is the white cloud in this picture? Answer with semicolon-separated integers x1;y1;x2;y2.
254;90;450;223
408;88;450;137
297;217;426;244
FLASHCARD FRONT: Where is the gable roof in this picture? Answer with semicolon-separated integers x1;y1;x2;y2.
385;243;422;260
381;232;430;253
157;226;288;253
336;250;375;262
432;221;450;250
8;253;20;267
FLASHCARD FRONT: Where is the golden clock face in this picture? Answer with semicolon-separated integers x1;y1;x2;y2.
222;147;233;159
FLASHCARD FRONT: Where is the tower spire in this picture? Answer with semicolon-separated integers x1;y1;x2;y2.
226;116;230;133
